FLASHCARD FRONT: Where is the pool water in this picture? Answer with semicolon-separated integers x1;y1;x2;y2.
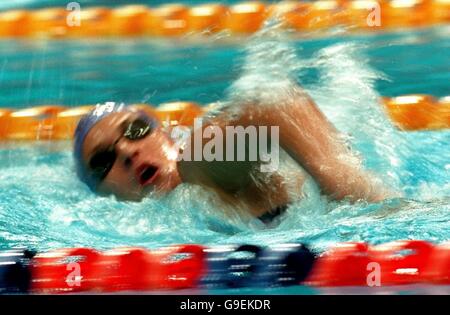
0;21;449;263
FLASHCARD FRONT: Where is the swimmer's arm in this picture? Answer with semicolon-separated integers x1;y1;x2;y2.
223;91;388;202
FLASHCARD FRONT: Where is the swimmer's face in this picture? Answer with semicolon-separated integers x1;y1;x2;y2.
82;112;181;201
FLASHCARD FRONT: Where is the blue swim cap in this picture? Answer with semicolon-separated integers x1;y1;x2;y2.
73;102;128;191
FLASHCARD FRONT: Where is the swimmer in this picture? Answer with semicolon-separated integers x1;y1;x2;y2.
74;86;389;224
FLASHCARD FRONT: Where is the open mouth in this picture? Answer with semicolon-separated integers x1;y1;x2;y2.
137;164;159;186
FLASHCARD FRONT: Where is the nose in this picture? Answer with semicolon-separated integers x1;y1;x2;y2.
115;137;139;168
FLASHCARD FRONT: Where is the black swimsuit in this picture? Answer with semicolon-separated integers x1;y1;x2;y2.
257;204;288;225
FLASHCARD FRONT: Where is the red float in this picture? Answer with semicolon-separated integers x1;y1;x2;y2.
152;244;206;289
423;242;450;284
31;248;101;293
92;247;159;292
306;242;371;286
368;240;434;285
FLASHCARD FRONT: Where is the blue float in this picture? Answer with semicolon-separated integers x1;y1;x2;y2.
0;249;35;293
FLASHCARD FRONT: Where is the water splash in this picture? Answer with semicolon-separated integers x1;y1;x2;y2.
226;21;308;108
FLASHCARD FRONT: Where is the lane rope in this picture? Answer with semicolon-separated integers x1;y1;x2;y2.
0;1;449;38
0;240;448;293
0;95;449;141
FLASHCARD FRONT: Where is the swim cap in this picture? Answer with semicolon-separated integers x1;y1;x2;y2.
73;102;128;191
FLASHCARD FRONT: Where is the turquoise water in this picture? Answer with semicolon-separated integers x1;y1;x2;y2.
0;23;449;263
1;28;449;107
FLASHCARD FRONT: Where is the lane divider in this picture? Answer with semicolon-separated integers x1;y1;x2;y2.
0;1;449;39
0;241;448;293
0;95;448;141
382;94;450;130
